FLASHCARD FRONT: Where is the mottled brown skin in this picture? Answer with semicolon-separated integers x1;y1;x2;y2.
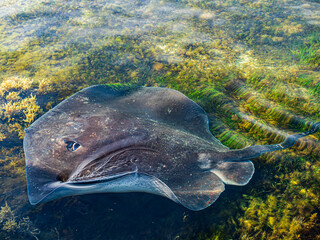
24;85;320;210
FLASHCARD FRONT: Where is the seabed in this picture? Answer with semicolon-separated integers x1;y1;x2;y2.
0;0;320;239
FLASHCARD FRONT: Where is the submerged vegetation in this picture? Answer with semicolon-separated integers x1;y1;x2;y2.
291;32;320;68
0;0;320;239
0;202;40;239
0;76;54;143
239;169;320;239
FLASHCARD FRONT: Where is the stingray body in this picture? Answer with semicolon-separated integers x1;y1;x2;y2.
23;85;320;210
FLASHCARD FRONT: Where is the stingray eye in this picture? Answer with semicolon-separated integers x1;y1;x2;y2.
65;140;81;152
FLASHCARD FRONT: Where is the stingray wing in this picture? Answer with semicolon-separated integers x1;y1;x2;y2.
74;85;228;148
154;160;254;211
167;171;225;211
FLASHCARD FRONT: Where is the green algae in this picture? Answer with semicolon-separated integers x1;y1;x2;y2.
0;201;40;240
239;158;320;240
0;0;320;239
291;32;320;68
0;77;46;142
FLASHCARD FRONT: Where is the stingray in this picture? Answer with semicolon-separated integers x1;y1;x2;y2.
23;85;320;210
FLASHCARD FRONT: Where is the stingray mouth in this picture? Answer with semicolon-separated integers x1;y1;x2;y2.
65;146;157;184
67;171;135;185
26;145;157;205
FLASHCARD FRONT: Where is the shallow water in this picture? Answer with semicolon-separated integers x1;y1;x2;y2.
0;0;320;239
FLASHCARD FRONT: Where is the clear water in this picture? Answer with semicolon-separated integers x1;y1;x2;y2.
0;0;320;239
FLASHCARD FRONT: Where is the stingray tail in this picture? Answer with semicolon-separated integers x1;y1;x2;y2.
223;121;320;161
205;122;319;187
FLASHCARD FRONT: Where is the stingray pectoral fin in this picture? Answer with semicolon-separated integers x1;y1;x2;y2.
167;171;225;211
211;161;254;186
